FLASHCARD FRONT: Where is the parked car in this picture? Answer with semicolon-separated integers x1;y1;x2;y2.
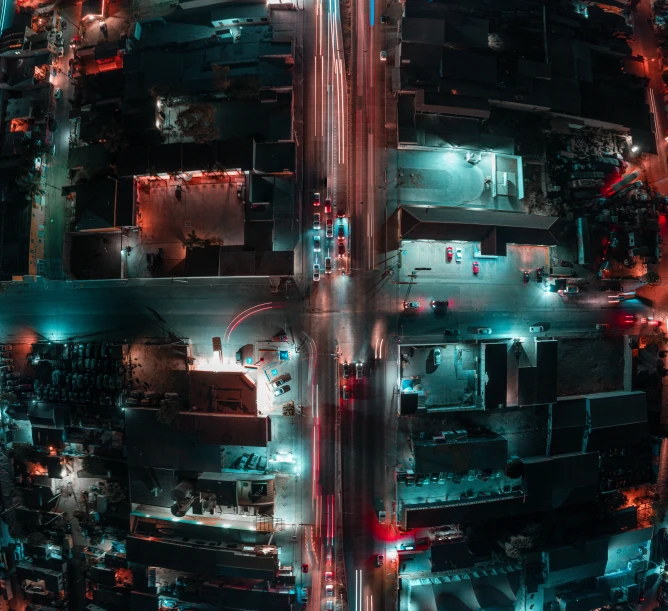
338;242;346;257
559;285;579;295
313;213;321;230
342;361;350;378
273;385;291;397
324;198;332;213
523;270;530;283
378;511;386;524
433;348;442;365
270;378;287;389
355;361;363;380
403;301;420;309
529;326;544;333
375;554;384;567
476;328;492;334
272;334;288;342
54;87;62;100
380;50;387;61
455;248;462;263
536;267;544;282
342;385;350;400
446;246;453;262
313;192;321;206
473;261;479;275
444;329;460;336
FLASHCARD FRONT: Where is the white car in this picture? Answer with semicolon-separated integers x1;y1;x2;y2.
313;213;321;230
313;263;321;282
54;88;62;100
559;285;579;295
313;235;321;252
378;510;386;524
434;348;441;365
380;50;387;61
476;328;492;335
529;326;544;333
326;585;334;597
455;248;462;263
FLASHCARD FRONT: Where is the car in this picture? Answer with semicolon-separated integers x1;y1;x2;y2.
325;256;332;274
380;50;387;61
433;348;441;365
355;361;363;380
473;261;479;275
375;554;384;567
342;385;350;400
212;337;222;361
313;192;321;206
324;198;332;213
313;263;321;282
404;301;420;309
273;385;291;397
54;88;62;100
300;587;308;602
325;571;333;582
378;510;386;524
559;285;579;295
270;378;287;389
301;564;309;573
446;246;453;262
444;329;460;335
536;267;544;282
326;602;334;611
431;300;448;309
523;270;530;283
325;585;334;597
338;242;346;257
643;318;661;326
326;218;333;238
337;224;345;240
272;334;288;342
313;213;321;230
380;14;388;23
476;328;492;334
455;248;462;263
596;324;610;330
342;361;350;379
529;326;544;333
313;235;321;252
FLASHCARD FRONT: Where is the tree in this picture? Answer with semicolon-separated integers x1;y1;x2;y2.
175;104;219;144
156;399;180;425
181;230;209;250
104;482;128;504
226;76;260;100
503;534;536;559
645;270;661;285
504;458;524;479
212;64;231;91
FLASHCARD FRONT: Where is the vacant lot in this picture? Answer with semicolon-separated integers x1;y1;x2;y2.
557;337;624;396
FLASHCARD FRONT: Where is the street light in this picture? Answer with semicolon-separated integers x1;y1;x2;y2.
632;145;640;153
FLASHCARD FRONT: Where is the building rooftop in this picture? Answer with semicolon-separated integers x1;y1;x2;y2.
189;370;257;414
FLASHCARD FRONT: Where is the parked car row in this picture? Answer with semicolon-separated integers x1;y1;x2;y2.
67;357;125;375
35;383;119;407
126;390;175;406
397;468;503;486
46;370;126;391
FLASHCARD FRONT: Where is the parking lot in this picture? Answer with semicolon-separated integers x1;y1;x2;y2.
399;242;548;284
129;177;245;278
400;344;478;409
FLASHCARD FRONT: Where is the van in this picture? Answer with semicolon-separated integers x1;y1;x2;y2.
529;326;544;333
212;337;222;361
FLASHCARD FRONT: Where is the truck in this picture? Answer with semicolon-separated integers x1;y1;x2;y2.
548;266;576;278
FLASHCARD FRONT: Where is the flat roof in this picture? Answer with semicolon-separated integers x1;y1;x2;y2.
414;436;508;474
189;370;257;414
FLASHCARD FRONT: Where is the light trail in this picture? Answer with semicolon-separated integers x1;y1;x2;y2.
226;305;284;342
223;302;272;341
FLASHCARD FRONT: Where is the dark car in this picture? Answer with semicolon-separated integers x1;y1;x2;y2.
536;267;544;282
523;270;530;283
444;329;460;336
598;282;623;292
342;361;350;379
431;300;448;310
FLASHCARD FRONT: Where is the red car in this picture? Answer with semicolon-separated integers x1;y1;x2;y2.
302;563;309;573
338;242;346;257
446;246;453;262
324;198;332;214
473;261;479;275
313;192;321;206
623;315;636;324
